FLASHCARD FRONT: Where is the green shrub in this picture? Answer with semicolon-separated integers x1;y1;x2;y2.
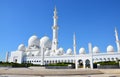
94;61;119;65
47;62;74;66
0;62;35;67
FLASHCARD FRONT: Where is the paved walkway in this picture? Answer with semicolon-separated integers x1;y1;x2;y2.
0;67;120;77
0;74;120;77
0;68;103;75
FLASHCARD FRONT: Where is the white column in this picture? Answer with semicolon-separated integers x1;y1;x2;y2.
41;46;45;65
83;60;86;69
90;52;93;69
75;58;78;70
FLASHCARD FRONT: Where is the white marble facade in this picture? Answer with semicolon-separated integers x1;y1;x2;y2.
7;7;120;69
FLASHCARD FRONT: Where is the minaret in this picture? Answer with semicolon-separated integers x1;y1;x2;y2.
73;33;76;55
88;43;93;69
5;52;9;62
52;7;59;52
115;27;120;52
73;33;78;69
88;43;92;54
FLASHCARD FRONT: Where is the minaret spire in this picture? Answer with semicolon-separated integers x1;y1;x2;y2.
115;27;120;52
88;43;92;54
52;6;59;52
53;6;58;26
5;52;9;62
73;33;78;69
115;27;119;41
73;33;76;55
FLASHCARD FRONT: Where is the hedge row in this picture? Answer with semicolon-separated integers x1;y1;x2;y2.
47;62;74;66
94;61;119;65
0;62;35;67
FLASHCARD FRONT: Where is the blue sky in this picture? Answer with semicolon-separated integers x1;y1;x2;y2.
0;0;120;61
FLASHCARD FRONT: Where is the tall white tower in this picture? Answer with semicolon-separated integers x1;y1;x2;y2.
73;33;78;69
73;33;76;55
88;43;92;54
115;27;120;52
52;7;59;52
5;52;9;62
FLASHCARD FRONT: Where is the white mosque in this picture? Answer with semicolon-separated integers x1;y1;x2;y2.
6;7;120;69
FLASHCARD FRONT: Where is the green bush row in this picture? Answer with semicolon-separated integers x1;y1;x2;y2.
0;62;36;67
47;62;74;66
94;61;119;65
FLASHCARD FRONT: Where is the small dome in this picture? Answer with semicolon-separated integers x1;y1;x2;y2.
45;50;50;56
59;47;64;51
58;47;64;55
18;44;26;51
66;48;72;55
28;35;39;47
107;45;114;52
40;36;51;48
79;48;86;54
93;46;100;53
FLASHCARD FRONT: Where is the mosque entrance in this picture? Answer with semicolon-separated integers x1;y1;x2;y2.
78;59;83;68
85;59;90;68
13;56;18;63
15;59;17;63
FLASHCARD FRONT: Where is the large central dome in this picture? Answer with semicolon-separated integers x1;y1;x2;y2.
40;36;52;48
28;35;39;47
